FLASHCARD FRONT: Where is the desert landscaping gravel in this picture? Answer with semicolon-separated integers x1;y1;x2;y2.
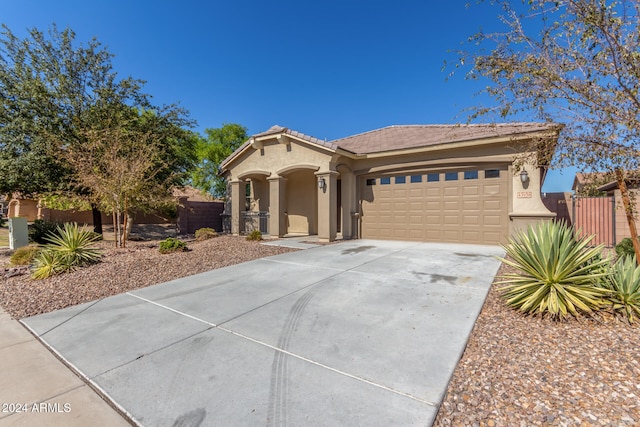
434;262;640;427
1;237;639;426
0;235;296;319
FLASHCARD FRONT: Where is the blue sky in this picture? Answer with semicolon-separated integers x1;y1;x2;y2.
2;0;577;191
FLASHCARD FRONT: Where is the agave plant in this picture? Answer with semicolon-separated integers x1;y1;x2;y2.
31;223;102;279
43;222;102;268
31;249;65;280
498;221;611;319
600;255;640;323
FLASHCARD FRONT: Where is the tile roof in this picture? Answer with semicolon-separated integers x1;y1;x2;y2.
221;123;560;170
331;123;559;155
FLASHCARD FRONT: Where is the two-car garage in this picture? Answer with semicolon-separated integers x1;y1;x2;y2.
360;167;510;245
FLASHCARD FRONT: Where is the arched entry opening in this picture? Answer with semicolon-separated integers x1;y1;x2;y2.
237;171;271;234
279;167;318;236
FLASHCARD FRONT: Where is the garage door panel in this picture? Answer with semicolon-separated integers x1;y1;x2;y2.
444;215;460;225
409;202;423;211
361;169;508;245
443;201;460;211
463;215;479;225
462;230;480;241
425;215;441;225
483;184;503;196
463;185;479;196
443;230;460;240
409;215;424;224
463;200;479;210
483;231;501;242
443;187;459;197
484;215;501;226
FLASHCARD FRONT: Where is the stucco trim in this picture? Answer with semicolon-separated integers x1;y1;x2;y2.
277;164;321;176
237;170;272;180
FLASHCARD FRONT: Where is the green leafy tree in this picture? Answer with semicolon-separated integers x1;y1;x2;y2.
191;123;248;198
0;24;196;235
455;0;640;260
62;103;195;247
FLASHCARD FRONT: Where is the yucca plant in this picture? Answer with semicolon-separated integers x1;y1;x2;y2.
498;221;611;319
43;222;102;268
600;255;640;323
31;223;102;279
31;249;66;280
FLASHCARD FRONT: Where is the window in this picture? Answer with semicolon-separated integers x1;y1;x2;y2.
380;177;391;185
445;172;458;181
427;173;439;182
464;170;479;180
485;169;501;179
395;176;406;184
410;175;422;183
366;178;376;186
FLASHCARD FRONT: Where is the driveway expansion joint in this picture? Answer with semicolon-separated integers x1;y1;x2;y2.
125;290;439;408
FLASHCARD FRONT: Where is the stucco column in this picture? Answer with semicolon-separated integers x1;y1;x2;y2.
268;176;287;238
509;162;556;235
337;166;356;239
230;180;245;235
316;171;339;242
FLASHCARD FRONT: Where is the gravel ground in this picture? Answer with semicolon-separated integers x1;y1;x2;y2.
1;237;639;425
434;262;640;427
0;235;295;319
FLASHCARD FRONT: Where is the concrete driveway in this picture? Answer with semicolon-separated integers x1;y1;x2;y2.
22;239;504;426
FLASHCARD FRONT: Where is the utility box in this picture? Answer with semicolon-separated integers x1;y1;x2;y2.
9;217;29;250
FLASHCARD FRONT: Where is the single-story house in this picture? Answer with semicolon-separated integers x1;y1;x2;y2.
220;123;561;244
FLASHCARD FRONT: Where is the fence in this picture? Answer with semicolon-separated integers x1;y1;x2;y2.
572;196;616;247
176;200;224;234
241;211;269;234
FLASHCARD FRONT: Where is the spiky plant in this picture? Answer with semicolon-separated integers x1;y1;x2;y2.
31;249;65;280
43;222;102;268
498;221;611;319
600;255;640;323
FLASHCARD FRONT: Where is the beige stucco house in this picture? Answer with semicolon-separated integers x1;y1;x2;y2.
220;123;560;244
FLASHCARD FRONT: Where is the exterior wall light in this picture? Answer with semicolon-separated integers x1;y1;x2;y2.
520;170;529;184
318;177;326;189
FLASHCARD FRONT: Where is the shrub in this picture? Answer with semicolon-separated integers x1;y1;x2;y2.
10;246;40;266
159;237;187;254
29;220;60;244
31;250;65;280
195;227;218;241
600;255;640;323
498;220;611;319
31;223;102;279
615;237;637;259
0;215;5;227
246;230;262;241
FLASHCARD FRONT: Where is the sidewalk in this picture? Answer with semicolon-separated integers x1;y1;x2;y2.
0;308;131;426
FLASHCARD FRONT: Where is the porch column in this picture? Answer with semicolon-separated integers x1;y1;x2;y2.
316;171;339;242
337;166;356;239
268;176;287;238
230;180;245;235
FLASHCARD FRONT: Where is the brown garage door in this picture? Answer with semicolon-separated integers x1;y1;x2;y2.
360;168;509;244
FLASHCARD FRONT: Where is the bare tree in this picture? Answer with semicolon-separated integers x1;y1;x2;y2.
455;0;640;258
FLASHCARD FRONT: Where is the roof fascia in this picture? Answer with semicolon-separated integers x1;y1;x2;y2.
358;133;543;159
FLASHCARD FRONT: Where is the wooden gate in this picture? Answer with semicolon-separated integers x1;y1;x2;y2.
572;196;615;247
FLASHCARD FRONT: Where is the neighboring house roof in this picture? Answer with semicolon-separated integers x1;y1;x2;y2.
221;122;560;171
173;186;216;202
572;172;611;191
571;171;640;193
